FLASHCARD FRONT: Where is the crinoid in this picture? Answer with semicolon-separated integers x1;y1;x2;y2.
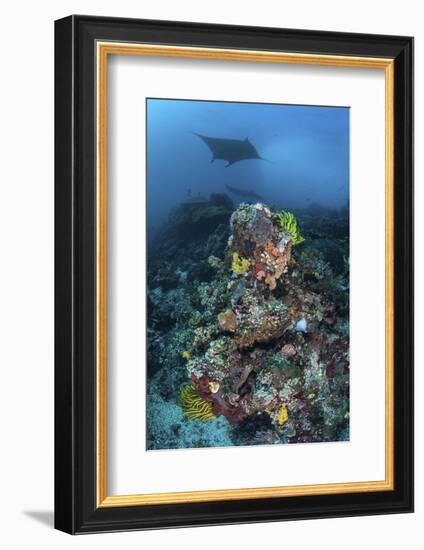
274;210;305;245
177;384;215;421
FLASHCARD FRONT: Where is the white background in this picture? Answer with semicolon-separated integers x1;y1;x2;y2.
0;1;421;549
108;57;386;495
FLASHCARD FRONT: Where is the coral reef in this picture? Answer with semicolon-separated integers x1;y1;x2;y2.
147;387;232;449
147;194;349;449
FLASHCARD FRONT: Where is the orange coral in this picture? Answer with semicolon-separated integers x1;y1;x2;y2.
261;239;292;290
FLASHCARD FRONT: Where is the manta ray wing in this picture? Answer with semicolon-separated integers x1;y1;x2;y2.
194;133;263;167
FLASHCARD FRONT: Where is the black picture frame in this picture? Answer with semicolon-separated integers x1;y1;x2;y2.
55;15;413;534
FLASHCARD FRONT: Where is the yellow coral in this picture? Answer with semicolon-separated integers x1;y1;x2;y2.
232;252;250;274
182;350;191;360
277;404;289;426
177;384;215;421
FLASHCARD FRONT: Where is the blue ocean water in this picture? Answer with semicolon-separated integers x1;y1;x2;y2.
145;98;350;450
147;98;349;236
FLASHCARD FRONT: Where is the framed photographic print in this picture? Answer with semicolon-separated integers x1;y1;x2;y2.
54;15;413;533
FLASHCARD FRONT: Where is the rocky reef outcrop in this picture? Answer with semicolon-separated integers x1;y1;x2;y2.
147;195;349;449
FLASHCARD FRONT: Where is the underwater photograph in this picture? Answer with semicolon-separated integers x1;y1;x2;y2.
146;98;350;450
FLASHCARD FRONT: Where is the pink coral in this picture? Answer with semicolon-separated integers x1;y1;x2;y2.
281;343;297;357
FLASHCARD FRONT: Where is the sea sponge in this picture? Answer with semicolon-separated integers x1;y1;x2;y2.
231;252;250;274
218;309;238;332
208;380;220;394
277;404;289;426
177;384;215;421
274;210;305;245
295;318;308;332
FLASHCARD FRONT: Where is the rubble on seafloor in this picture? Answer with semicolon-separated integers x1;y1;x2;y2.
146;195;349;449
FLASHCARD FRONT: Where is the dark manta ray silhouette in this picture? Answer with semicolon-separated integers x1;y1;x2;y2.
194;133;267;167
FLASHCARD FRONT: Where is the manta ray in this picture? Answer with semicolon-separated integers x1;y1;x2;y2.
194;133;267;167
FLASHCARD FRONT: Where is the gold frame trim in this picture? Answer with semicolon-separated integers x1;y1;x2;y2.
96;42;395;508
